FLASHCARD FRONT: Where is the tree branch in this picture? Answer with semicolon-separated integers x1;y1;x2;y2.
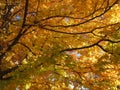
0;0;30;80
39;23;119;35
60;38;120;55
44;0;118;28
60;39;102;52
0;66;18;80
22;0;29;28
17;42;36;56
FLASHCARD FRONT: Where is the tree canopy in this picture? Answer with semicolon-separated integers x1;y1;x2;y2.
0;0;120;90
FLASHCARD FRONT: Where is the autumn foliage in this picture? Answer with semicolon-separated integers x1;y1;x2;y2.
0;0;120;90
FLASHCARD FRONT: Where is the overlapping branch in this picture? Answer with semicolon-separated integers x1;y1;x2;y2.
40;0;118;28
0;0;119;81
39;23;119;35
0;0;29;80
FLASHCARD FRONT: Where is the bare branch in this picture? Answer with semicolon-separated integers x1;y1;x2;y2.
22;0;29;28
44;0;118;28
39;23;119;35
60;39;102;52
17;42;36;56
0;66;18;80
60;38;120;55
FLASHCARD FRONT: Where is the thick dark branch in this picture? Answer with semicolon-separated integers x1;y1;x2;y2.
0;29;31;80
22;0;29;28
0;0;29;62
